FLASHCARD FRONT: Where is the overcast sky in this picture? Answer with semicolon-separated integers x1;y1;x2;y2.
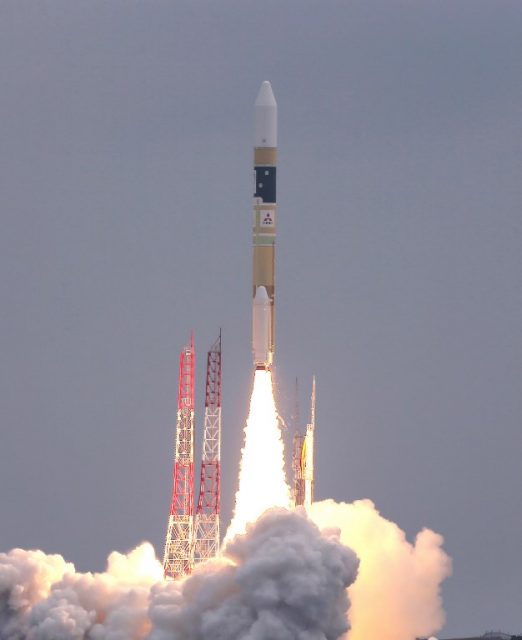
0;1;521;637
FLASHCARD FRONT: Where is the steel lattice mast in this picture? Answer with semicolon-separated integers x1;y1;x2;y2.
193;332;222;564
163;334;195;579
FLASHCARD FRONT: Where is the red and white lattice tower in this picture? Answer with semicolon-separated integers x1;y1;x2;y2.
163;334;195;580
193;332;222;564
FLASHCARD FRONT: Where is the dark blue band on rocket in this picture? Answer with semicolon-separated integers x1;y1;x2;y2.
254;166;276;203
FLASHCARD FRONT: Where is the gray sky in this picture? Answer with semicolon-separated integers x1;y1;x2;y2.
0;1;520;636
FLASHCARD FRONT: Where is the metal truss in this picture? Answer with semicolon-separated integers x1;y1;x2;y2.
163;336;195;579
194;333;222;565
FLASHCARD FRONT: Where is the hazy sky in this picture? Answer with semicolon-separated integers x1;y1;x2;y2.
1;1;521;637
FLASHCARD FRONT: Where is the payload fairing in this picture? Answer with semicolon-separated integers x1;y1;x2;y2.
252;81;277;371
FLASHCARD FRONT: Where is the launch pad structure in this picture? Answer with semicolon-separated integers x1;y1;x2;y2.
193;333;222;565
163;336;195;579
163;333;222;580
162;81;316;579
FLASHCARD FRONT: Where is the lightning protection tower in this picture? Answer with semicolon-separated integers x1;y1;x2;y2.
163;334;195;580
193;332;222;564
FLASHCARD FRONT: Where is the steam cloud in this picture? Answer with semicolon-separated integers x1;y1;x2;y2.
1;494;451;640
310;499;452;640
0;509;359;640
1;380;452;640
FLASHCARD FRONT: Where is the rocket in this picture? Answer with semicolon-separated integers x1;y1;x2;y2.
252;81;277;371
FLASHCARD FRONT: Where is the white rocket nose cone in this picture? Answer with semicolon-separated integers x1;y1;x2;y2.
255;81;277;108
255;81;277;148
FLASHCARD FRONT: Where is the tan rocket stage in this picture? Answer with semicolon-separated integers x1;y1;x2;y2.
252;81;277;371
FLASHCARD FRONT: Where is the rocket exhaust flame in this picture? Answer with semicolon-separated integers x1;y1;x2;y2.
225;370;291;541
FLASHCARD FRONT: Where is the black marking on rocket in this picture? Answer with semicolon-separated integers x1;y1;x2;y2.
254;166;276;203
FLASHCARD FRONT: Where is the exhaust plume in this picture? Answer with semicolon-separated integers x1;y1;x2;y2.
0;375;450;640
0;503;450;640
225;370;291;540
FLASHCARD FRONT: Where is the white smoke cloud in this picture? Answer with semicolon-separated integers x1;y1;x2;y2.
149;508;358;640
0;548;74;639
0;543;162;640
0;509;359;640
0;503;451;640
310;499;452;640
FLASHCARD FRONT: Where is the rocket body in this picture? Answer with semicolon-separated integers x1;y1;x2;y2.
252;81;277;370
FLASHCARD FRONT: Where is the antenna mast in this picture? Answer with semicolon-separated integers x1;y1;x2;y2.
194;332;222;564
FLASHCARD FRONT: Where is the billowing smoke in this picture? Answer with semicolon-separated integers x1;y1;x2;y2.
149;509;358;640
0;509;358;640
0;543;162;640
310;499;452;640
1;373;451;640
